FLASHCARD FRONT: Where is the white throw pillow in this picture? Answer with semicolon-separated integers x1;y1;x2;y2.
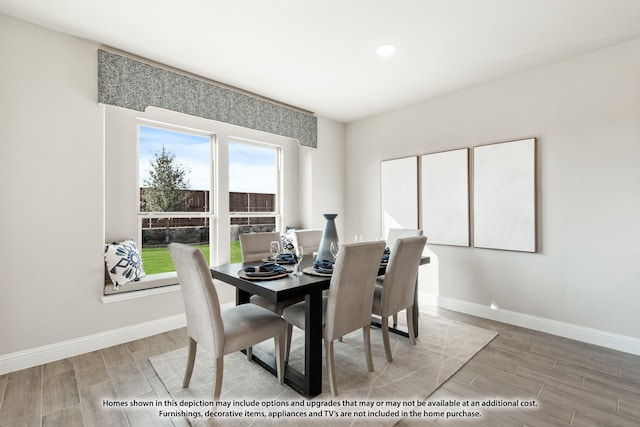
281;232;297;254
104;239;145;289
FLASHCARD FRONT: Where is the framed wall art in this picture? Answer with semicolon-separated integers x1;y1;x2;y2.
473;138;536;252
420;148;470;246
380;156;419;238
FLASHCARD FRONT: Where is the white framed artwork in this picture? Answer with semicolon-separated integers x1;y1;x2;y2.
421;149;469;246
473;138;536;252
380;156;419;238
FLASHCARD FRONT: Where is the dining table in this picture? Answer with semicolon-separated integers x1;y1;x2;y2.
209;255;430;398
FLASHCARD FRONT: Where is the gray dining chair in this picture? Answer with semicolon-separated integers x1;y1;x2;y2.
372;235;427;362
282;241;386;396
239;231;281;263
383;228;424;326
239;231;304;315
292;229;323;254
168;243;286;401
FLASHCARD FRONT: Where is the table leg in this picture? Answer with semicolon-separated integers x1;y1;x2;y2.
304;289;323;396
236;288;250;305
239;288;323;398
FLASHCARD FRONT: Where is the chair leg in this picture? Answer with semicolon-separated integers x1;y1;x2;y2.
213;357;224;401
406;306;416;345
393;313;398;328
284;323;293;363
381;316;393;362
325;339;338;396
274;333;285;385
246;346;253;361
182;337;197;388
363;325;375;372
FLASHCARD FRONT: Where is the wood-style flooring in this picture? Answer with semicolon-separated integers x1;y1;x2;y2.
1;307;639;426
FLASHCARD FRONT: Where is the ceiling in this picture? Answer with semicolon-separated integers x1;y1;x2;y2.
2;0;640;123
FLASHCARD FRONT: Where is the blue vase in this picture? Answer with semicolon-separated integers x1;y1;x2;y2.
316;214;339;262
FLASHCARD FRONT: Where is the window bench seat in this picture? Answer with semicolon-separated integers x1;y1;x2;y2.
103;271;181;303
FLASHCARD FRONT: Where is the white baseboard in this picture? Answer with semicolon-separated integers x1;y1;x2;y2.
0;314;187;375
433;294;640;356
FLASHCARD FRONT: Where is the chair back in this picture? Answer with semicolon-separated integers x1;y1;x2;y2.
293;229;322;254
324;241;386;341
381;236;427;316
386;228;423;250
168;243;225;357
239;231;281;262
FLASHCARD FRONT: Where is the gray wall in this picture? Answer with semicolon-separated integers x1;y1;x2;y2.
345;37;640;344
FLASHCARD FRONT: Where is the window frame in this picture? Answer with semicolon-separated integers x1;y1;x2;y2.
228;137;283;236
136;122;216;273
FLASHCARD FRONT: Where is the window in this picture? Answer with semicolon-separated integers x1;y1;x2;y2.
228;140;281;263
138;125;213;274
104;104;297;296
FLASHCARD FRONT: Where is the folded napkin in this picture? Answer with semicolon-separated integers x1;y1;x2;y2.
313;259;334;273
381;246;391;263
278;253;296;263
244;262;291;274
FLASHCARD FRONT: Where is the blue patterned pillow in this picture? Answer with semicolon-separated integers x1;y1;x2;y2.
281;232;297;254
104;240;145;289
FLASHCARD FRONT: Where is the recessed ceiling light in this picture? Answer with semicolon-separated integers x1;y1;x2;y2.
376;44;396;57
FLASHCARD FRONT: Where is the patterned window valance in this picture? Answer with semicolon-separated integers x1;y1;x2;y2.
97;49;317;148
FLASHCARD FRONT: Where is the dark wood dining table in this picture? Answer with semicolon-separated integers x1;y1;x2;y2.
209;255;430;398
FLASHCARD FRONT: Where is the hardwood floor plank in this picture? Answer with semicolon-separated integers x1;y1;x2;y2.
589;346;640;369
571;408;639;427
111;361;153;401
0;366;42;427
553;357;622;380
514;365;583;390
79;380;127;426
42;404;84;427
494;346;557;372
43;358;75;379
618;397;640;419
0;374;6;409
538;382;619;416
73;350;110;390
469;364;542;397
583;373;640;398
466;351;518;375
42;370;80;415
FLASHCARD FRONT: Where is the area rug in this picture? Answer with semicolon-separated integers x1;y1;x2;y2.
149;313;497;426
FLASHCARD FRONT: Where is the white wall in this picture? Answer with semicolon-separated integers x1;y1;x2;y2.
299;117;346;236
345;38;640;348
0;14;345;369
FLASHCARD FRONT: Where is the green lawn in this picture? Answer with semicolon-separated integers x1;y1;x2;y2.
141;241;242;275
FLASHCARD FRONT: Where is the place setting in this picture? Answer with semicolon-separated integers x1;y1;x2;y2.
241;241;305;279
303;241;339;276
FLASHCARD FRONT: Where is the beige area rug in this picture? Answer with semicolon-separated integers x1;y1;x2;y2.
149;313;497;426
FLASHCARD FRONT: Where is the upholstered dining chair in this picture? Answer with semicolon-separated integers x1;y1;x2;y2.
239;231;304;315
239;231;281;263
292;229;323;255
372;235;427;362
282;241;386;396
382;228;424;326
168;243;286;401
